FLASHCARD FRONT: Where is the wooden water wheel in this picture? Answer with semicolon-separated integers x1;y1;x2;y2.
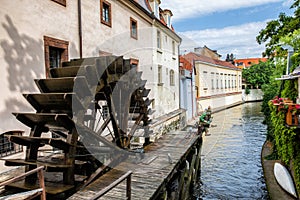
3;56;152;196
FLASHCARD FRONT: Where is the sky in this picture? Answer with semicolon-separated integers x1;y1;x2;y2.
161;0;295;59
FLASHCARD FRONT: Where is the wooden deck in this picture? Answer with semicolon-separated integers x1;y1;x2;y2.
68;130;201;199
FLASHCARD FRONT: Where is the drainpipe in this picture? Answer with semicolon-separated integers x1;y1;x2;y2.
78;0;83;58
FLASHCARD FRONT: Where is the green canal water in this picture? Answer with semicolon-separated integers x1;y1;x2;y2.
194;102;269;199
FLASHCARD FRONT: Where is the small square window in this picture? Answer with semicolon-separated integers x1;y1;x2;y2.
101;0;112;27
130;17;138;39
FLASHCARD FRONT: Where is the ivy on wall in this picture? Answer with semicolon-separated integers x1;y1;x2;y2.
269;102;300;191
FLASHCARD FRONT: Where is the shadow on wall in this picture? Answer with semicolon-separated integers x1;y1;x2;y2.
0;15;44;132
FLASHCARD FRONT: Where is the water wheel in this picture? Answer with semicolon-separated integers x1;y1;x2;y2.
3;56;152;196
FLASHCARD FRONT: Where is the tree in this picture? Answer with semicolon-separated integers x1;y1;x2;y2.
242;61;274;88
256;0;300;57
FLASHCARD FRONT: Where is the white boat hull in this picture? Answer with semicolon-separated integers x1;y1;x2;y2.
274;162;298;198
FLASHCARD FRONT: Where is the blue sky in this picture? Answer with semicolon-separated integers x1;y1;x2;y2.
161;0;294;59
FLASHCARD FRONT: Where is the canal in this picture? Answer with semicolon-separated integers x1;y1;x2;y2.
194;102;269;199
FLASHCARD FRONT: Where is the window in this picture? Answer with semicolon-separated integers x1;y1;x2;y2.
203;71;208;90
130;17;137;39
44;36;69;77
49;47;63;69
102;105;109;119
158;65;163;85
220;79;223;89
172;41;176;55
211;72;215;90
170;70;175;86
0;131;23;158
157;31;161;49
51;0;66;6
216;73;219;89
101;0;111;27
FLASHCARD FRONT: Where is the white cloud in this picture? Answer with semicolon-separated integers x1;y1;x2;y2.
161;0;282;21
179;21;269;59
282;0;294;7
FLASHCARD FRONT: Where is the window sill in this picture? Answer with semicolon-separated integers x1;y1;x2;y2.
172;56;177;60
51;0;66;6
157;48;163;54
101;21;112;28
157;83;164;86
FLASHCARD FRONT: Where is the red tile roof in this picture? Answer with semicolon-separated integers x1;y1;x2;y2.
180;56;193;71
182;52;239;70
234;58;268;68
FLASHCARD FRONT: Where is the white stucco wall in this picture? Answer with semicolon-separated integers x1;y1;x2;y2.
0;0;80;132
150;25;180;118
242;89;263;102
195;61;242;113
197;94;243;113
0;0;181;133
196;62;242;97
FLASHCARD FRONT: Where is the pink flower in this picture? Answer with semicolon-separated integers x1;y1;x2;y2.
296;104;300;109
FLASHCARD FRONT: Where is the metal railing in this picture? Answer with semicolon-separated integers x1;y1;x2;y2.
0;166;46;200
91;170;133;200
0;131;23;158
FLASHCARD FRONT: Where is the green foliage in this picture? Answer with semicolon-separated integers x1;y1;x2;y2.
268;103;300;192
281;79;298;101
259;0;300;193
256;7;300;57
245;87;250;95
242;61;274;88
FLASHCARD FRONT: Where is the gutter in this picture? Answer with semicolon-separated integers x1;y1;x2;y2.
78;0;83;58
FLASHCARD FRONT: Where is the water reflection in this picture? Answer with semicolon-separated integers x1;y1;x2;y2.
194;102;269;199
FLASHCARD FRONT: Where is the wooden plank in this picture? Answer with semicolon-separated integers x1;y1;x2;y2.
4;159;72;169
23;93;83;114
6;180;74;195
69;131;200;200
13;113;74;131
8;135;72;151
50;66;80;78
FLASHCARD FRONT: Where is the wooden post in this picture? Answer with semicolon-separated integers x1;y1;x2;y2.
37;168;46;200
126;172;131;200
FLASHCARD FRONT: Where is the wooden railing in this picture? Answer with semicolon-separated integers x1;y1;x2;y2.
0;166;46;200
90;170;132;200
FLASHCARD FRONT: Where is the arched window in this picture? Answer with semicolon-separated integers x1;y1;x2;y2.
170;70;175;86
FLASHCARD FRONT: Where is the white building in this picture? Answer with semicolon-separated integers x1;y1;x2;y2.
0;0;181;134
182;47;242;113
0;0;182;167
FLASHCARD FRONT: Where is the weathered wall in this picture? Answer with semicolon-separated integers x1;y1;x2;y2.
0;0;80;132
242;89;263;102
196;62;242;98
197;93;243;113
150;25;180;118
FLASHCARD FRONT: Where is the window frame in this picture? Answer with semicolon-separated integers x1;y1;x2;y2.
44;36;69;78
170;70;175;86
158;65;163;85
172;41;176;55
157;30;161;49
100;0;112;27
130;17;138;39
51;0;66;6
